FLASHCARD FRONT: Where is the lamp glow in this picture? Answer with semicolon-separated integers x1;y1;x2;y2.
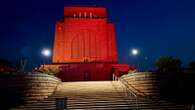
41;49;51;57
131;48;139;56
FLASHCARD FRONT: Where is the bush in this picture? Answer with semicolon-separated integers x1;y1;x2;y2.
155;56;182;72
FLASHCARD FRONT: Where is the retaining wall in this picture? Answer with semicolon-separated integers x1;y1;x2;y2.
0;73;61;109
121;72;178;97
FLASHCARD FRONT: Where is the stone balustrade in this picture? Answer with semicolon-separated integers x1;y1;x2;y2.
0;73;61;109
121;72;178;98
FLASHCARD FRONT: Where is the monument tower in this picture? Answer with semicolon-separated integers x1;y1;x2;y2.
53;6;117;63
42;6;133;81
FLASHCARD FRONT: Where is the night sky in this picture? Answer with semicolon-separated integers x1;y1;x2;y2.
0;0;195;71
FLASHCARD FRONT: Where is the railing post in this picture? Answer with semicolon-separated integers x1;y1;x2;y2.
56;97;67;110
119;78;139;110
112;73;117;81
191;104;195;110
112;73;115;80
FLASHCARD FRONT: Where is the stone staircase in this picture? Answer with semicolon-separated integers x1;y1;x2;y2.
12;81;189;110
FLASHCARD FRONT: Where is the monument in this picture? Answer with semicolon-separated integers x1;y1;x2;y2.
41;6;134;81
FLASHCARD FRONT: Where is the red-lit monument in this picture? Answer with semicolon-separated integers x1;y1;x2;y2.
41;6;134;81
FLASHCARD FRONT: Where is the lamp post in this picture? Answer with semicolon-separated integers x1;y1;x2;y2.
41;48;51;65
131;48;140;71
131;48;139;56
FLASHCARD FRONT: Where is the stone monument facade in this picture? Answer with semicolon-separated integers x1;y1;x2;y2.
41;6;134;81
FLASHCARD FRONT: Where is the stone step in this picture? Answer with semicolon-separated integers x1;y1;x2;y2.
12;81;189;110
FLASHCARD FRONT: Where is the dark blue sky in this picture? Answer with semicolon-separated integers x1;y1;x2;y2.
0;0;195;71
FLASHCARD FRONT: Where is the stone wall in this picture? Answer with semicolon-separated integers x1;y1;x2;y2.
121;72;178;98
0;73;61;109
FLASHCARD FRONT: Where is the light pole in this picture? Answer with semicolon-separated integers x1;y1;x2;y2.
41;48;51;65
131;48;140;71
131;48;139;56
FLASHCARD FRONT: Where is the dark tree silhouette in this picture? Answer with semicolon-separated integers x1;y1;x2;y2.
155;56;182;72
0;59;12;67
0;58;18;73
189;61;195;70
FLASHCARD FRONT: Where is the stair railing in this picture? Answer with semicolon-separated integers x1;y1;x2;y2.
112;73;139;110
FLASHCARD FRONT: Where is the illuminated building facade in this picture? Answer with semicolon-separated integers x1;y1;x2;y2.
42;6;133;81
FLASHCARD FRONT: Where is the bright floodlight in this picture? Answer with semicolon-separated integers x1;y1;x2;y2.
131;48;139;56
41;49;51;57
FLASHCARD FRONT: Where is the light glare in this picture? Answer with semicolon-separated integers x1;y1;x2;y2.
41;49;51;57
131;48;139;56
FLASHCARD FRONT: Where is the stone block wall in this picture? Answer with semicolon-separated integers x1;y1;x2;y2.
121;72;178;98
0;73;61;109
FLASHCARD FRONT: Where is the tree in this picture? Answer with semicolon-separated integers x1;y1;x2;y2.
33;67;59;76
0;59;12;67
155;56;182;72
0;58;17;73
189;61;195;70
